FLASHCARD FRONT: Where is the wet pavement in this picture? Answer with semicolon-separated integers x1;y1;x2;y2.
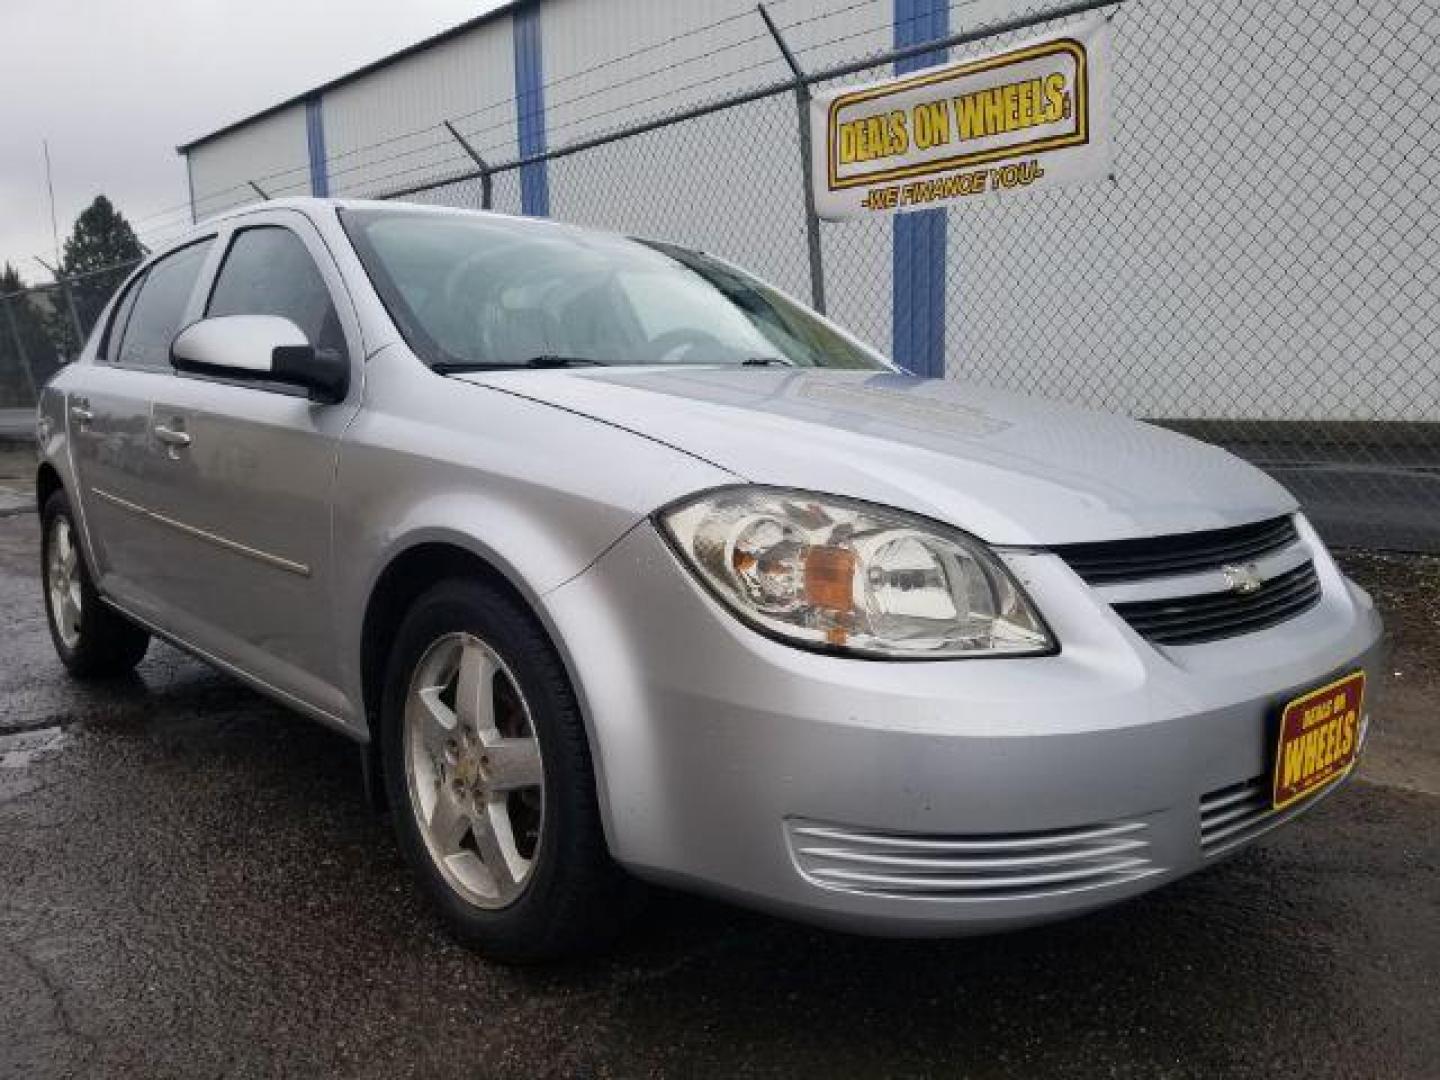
2;509;1437;1079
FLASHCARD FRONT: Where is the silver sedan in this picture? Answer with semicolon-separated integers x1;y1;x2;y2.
35;198;1382;960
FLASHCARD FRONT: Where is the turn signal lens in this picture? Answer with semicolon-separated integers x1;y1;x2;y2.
658;487;1053;658
803;545;856;612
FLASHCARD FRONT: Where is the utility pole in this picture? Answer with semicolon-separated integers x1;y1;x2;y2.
43;140;61;270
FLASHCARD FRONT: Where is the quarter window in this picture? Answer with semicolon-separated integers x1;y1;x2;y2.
104;274;145;366
207;227;347;364
115;240;214;371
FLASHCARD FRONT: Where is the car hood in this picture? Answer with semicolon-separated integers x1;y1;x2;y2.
456;367;1296;545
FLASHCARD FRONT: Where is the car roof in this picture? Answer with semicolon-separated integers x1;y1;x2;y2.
165;197;707;272
200;195;565;229
177;196;609;250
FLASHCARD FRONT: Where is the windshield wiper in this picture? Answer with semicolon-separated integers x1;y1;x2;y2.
432;361;496;374
521;355;609;368
432;355;610;374
741;356;793;367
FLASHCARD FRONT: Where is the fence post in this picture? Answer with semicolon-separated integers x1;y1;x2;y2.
757;3;826;315
3;297;40;407
58;279;85;356
443;120;495;210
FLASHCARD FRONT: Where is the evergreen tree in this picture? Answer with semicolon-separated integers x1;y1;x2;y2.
0;262;25;295
59;195;146;277
46;196;148;360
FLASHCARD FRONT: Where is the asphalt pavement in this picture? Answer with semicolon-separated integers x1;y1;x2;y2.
2;505;1437;1078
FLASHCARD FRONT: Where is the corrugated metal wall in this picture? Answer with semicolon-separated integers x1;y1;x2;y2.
176;0;1439;424
539;0;815;307
941;0;1440;422
180;0;902;356
323;25;519;199
186;103;309;218
534;0;899;348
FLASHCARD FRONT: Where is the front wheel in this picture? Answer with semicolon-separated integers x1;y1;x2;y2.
381;577;638;961
41;489;150;678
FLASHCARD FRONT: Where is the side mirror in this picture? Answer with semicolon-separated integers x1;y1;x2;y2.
171;315;348;404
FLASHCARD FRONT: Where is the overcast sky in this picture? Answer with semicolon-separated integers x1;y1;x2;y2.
1;0;501;284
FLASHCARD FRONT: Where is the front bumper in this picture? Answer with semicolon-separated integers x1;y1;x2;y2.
543;517;1384;935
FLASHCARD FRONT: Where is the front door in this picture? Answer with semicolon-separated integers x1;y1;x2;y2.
140;212;364;721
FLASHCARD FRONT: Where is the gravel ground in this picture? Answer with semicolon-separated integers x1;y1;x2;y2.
1;503;1437;1078
1335;550;1440;795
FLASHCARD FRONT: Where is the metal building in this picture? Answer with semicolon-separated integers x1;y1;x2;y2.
175;0;1439;450
176;0;961;380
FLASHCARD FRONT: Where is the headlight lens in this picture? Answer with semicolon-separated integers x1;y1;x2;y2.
658;488;1053;658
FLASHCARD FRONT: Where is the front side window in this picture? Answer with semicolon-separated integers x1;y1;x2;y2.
207;226;347;364
116;240;214;371
340;208;887;372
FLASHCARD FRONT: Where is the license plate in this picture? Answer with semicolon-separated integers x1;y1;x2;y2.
1272;671;1365;810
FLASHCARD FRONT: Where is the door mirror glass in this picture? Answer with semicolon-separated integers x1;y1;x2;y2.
170;315;347;403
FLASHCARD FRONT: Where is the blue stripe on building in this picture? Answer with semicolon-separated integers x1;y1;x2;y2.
892;0;948;377
513;2;550;217
305;96;329;197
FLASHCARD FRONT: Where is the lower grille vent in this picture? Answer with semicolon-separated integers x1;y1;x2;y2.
1198;773;1345;856
786;819;1156;901
1199;778;1278;854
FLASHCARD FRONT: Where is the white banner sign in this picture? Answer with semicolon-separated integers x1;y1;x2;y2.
811;18;1112;220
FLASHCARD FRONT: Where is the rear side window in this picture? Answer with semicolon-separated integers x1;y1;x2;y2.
115;240;214;371
207;227;347;363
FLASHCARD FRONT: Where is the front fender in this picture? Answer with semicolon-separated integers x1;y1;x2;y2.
330;350;737;736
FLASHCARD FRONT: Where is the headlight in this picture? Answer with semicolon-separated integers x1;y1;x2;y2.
657;487;1054;659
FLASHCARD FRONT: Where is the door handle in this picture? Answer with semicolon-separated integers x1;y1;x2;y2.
153;424;192;448
69;405;94;425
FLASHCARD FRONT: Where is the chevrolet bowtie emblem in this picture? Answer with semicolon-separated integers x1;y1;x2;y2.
1221;562;1264;595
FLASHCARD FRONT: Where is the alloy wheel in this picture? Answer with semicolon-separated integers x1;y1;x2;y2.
403;632;545;909
46;516;83;651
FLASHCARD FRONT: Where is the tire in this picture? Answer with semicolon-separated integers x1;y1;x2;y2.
41;489;150;679
381;576;639;961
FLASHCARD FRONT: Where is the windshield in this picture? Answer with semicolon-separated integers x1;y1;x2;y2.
340;207;889;371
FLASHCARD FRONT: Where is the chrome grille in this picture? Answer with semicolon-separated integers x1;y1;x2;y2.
1111;561;1322;646
786;819;1157;901
1052;516;1299;585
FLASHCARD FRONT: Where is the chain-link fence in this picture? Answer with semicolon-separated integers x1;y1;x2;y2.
3;0;1435;550
0;261;140;412
391;0;1439;551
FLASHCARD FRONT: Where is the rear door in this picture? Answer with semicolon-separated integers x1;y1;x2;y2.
68;238;215;620
139;210;364;720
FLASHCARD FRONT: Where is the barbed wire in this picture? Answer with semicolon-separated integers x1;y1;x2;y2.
105;0;1051;249
175;0;908;217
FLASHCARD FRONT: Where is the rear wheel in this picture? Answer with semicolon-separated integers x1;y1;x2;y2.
41;490;150;678
381;577;637;961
